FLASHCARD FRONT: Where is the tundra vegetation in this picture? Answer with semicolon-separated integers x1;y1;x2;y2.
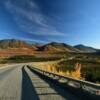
0;39;100;83
32;52;100;84
0;52;100;83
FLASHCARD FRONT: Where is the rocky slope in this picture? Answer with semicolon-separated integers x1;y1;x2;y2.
37;42;80;52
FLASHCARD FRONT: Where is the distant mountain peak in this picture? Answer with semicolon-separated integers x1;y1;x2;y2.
47;42;67;46
74;44;97;52
36;42;80;52
0;39;99;54
0;39;35;49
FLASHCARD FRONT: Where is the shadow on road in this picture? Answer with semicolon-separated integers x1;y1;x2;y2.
21;66;39;100
27;66;78;100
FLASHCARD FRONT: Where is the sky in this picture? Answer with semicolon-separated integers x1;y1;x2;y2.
0;0;100;48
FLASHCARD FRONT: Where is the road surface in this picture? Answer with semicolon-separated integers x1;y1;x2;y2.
0;64;80;100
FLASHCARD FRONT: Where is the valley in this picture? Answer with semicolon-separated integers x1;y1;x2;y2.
0;39;100;84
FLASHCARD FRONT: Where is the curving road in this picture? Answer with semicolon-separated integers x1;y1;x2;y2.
0;64;80;100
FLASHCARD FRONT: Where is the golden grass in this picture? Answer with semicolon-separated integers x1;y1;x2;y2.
32;61;82;80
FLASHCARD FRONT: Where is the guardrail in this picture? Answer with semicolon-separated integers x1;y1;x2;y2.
27;65;100;100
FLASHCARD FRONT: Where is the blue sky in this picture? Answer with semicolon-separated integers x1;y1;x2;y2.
0;0;100;48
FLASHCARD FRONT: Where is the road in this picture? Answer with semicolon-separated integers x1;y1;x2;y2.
0;64;80;100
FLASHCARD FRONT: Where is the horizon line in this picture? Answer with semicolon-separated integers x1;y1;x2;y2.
0;38;99;49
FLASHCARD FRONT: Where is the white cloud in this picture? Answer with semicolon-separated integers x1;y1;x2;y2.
4;0;66;37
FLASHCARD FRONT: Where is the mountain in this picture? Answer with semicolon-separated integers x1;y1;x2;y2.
74;44;97;52
0;39;37;57
0;39;37;50
37;42;80;52
0;39;99;57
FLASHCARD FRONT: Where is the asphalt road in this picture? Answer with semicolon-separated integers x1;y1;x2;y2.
0;64;80;100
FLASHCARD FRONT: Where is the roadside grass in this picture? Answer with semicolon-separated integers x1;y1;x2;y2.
31;59;82;80
0;53;100;83
31;58;100;83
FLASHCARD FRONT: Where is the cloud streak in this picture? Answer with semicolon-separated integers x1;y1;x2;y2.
4;0;66;39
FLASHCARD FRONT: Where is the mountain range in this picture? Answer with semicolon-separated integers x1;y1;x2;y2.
0;39;99;57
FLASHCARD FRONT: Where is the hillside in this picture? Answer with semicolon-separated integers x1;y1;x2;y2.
74;44;98;53
0;39;36;57
0;39;37;50
0;39;99;57
37;42;80;52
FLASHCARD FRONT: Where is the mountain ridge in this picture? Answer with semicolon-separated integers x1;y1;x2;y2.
0;39;99;55
74;44;98;53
